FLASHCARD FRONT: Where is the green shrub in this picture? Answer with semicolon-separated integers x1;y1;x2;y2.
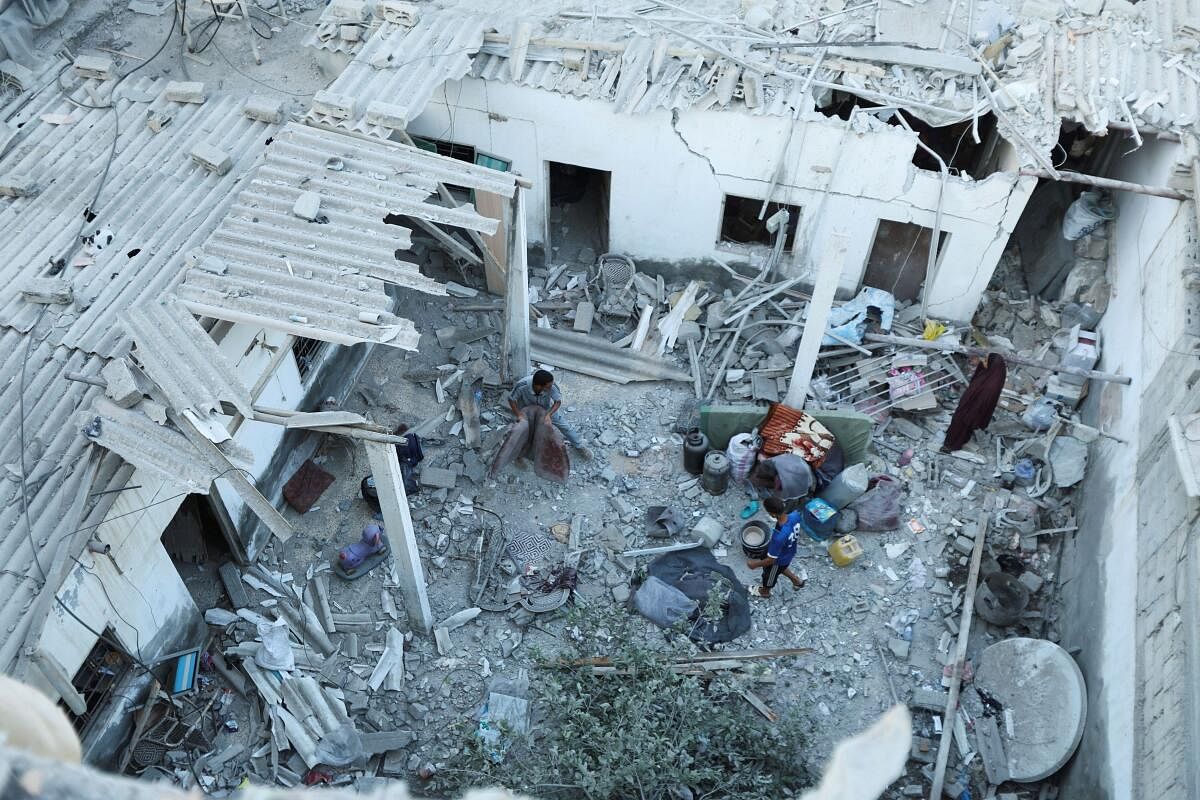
438;605;809;800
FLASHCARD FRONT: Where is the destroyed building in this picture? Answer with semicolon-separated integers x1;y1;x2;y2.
0;0;1196;798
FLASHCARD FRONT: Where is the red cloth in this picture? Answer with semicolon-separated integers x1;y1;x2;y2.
758;403;835;466
943;354;1007;451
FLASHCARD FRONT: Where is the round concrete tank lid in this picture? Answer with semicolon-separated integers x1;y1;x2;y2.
974;637;1087;782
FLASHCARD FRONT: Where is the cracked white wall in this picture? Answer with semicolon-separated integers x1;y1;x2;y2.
411;78;1034;321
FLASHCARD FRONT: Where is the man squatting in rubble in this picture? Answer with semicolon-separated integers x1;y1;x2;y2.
746;497;806;599
508;369;593;460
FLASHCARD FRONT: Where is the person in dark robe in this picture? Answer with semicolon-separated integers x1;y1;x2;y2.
941;353;1007;452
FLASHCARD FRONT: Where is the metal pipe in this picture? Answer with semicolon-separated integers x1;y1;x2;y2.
1018;168;1189;201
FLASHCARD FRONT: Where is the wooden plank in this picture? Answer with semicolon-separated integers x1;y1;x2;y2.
175;414;294;543
409;215;483;267
475;189;508;294
929;513;989;800
364;441;433;632
739;687;779;722
629;304;653;351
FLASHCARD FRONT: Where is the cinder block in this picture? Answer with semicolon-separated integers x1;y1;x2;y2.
312;90;356;120
364;100;408;129
339;24;361;42
73;54;116;81
162;80;207;104
101;359;142;408
325;0;367;21
292;191;321;221
419;466;458;490
376;0;417;24
190;142;232;175
0;173;38;197
242;95;283;124
20;277;71;305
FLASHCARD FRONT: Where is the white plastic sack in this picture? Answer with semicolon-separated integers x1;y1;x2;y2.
1062;191;1116;241
254;619;295;671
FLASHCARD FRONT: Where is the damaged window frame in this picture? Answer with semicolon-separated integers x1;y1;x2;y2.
716;194;801;256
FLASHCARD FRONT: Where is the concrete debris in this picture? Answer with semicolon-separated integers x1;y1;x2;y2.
242;95;283;123
73;54;115;80
162;80;206;103
20;277;71;304
0;173;38;197
190;142;232;175
100;359;141;408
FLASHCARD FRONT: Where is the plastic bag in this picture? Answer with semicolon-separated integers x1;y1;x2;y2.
726;433;759;483
1022;397;1060;431
1062;191;1116;241
314;723;364;767
849;474;903;531
254;619;295;671
633;576;699;629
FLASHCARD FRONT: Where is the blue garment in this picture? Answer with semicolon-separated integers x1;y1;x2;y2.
767;511;803;568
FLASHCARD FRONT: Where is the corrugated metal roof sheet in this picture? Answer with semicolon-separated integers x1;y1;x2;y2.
80;397;250;495
0;323;124;671
125;295;254;419
308;13;487;136
176;121;515;349
0;77;280;359
1032;0;1200;133
471;40;809;117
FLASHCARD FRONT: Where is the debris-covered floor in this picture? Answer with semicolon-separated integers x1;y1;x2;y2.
147;235;1096;799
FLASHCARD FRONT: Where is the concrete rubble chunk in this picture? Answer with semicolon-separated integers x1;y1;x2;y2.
573;301;595;333
20;277;71;305
376;0;418;24
419;466;457;489
292;191;322;222
909;688;948;711
243;95;283;123
190;142;232;176
312;90;356;120
162;80;207;104
0;173;39;197
73;54;115;80
101;359;141;407
437;607;481;631
326;0;368;20
365;101;408;129
219;562;249;608
433;626;452;655
1018;571;1044;593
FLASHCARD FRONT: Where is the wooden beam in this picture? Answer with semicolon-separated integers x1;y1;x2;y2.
364;441;433;633
409;215;483;267
784;233;848;407
862;333;1131;385
175;414;294;542
929;514;988;800
502;188;531;382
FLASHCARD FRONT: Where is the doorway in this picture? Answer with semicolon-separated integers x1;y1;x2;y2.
862;220;949;302
546;162;610;266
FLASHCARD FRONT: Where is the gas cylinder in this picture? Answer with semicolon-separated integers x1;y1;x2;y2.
818;463;870;510
702;451;731;495
683;428;710;475
828;534;864;567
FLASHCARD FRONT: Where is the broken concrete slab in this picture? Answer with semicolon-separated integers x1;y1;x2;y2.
20;277;71;304
433;626;453;655
419;466;458;489
101;359;141;408
437;607;481;631
573;301;595;333
312;90;356;119
218;562;249;608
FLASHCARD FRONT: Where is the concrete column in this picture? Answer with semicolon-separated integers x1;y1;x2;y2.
503;188;530;383
364;441;432;633
783;233;849;408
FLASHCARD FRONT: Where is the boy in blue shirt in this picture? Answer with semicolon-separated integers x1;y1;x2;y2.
746;497;806;598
